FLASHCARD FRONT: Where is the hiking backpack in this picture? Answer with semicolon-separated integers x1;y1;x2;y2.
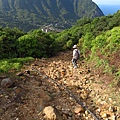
75;49;80;59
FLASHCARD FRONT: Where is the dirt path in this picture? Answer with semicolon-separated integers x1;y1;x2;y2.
0;51;119;120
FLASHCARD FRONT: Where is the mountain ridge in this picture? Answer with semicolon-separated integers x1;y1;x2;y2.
0;0;104;31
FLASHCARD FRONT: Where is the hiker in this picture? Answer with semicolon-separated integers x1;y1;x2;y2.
72;45;80;68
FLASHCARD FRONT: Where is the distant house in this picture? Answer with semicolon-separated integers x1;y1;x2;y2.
41;26;62;33
41;28;48;33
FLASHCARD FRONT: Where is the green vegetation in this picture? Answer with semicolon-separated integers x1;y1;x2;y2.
0;28;58;60
0;27;25;59
17;29;58;58
0;10;119;82
0;0;103;31
54;11;120;80
0;57;34;74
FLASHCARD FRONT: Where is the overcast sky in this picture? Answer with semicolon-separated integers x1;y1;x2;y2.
92;0;120;5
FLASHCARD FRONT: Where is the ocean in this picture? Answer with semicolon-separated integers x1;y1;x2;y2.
98;4;120;16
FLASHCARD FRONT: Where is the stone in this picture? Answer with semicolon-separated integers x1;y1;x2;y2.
110;114;116;120
80;91;88;100
43;106;62;120
43;106;56;120
100;112;107;118
74;105;84;114
1;78;13;88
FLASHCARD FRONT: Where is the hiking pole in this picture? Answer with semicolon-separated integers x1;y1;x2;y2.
32;68;99;120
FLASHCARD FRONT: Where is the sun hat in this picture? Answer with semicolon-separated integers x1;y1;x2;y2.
73;44;77;48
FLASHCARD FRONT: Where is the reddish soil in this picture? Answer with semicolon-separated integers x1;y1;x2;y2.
0;51;119;120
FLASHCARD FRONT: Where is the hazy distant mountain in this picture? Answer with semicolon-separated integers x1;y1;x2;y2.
0;0;104;31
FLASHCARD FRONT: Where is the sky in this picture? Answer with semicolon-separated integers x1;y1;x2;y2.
92;0;120;5
92;0;120;15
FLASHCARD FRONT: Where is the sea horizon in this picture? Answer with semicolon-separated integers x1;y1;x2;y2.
98;4;120;16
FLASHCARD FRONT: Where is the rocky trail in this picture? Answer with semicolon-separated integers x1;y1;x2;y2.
0;51;120;120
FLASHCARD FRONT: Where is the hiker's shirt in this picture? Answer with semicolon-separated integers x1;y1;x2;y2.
73;49;80;60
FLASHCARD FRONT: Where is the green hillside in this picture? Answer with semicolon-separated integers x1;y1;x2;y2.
0;11;120;80
0;0;104;31
0;9;120;120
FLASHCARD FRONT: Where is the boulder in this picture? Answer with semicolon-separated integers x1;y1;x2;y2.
1;78;13;88
43;106;62;120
